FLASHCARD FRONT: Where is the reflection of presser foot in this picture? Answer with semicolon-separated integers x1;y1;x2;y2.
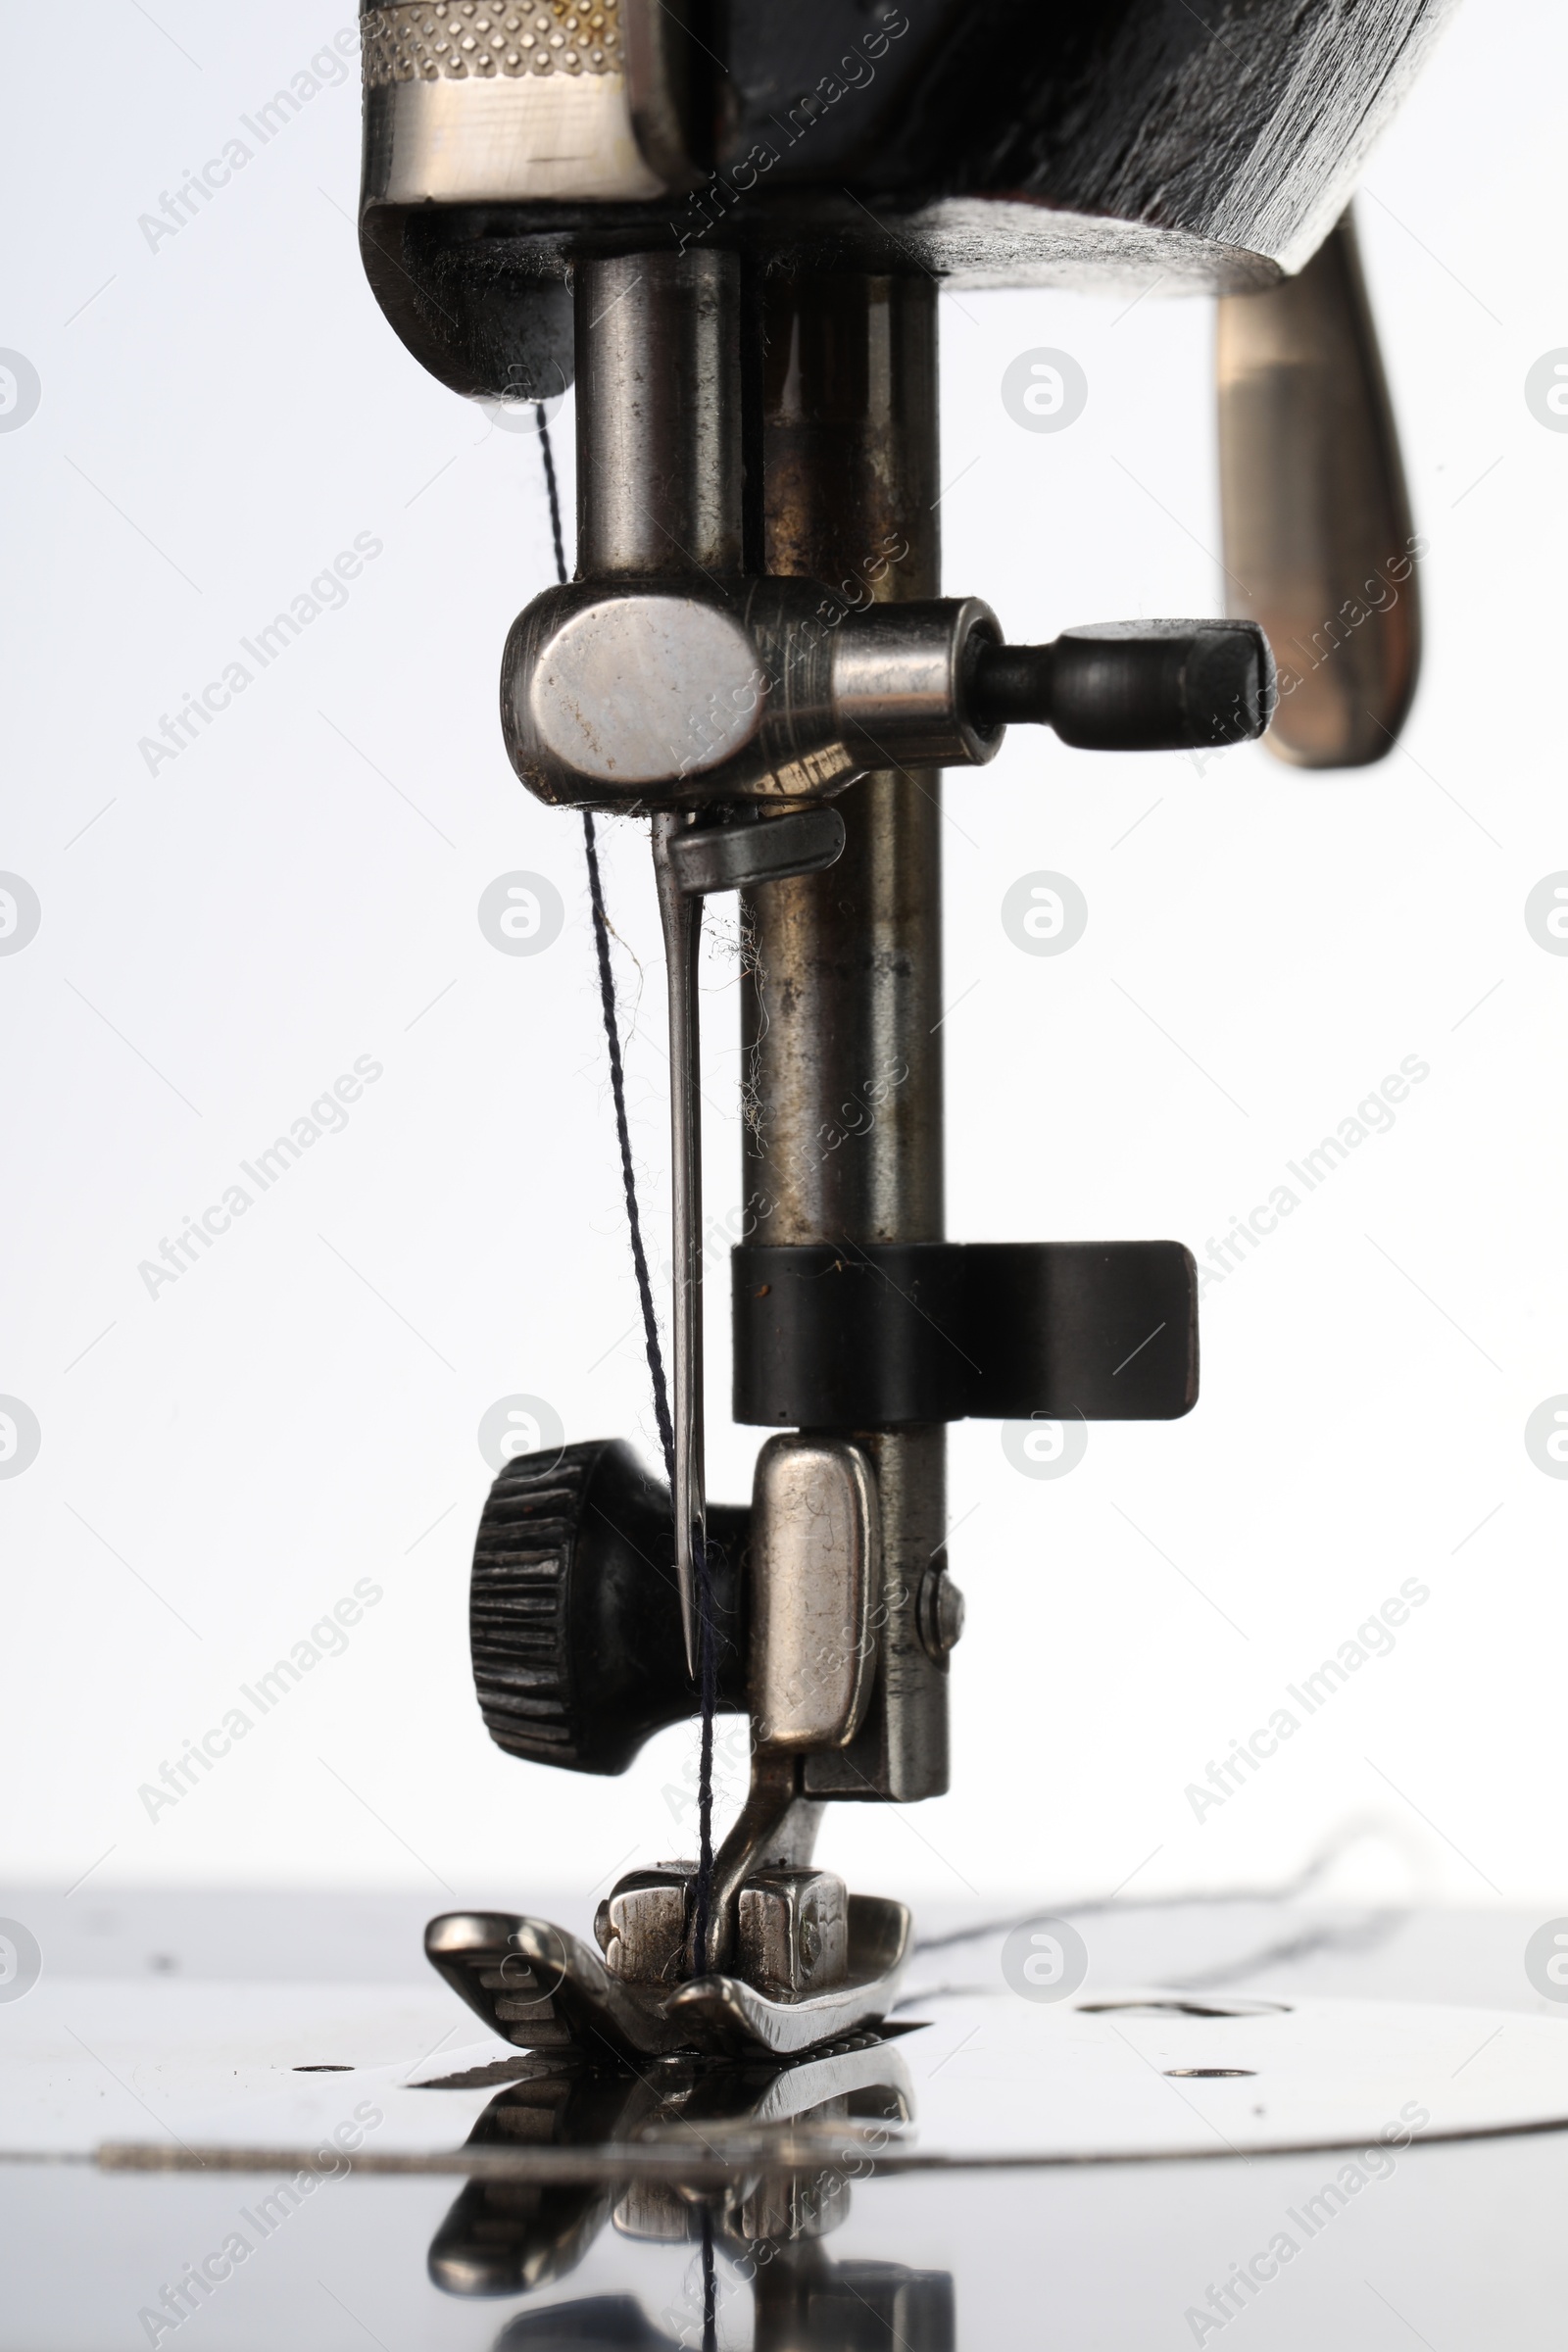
466;2261;954;2352
428;2036;925;2335
425;1898;911;2062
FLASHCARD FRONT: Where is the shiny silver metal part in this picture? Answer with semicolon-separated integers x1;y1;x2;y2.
831;597;1001;769
750;1435;879;1752
576;252;742;579
916;1563;966;1659
425;1899;910;2059
696;1749;825;1979
524;593;762;787
360;3;667;206
597;1857;851;2002
599;1866;695;1985
502;583;1003;810
737;1867;850;1998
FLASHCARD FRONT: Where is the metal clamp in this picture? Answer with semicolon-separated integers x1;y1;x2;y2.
502;581;1274;812
733;1241;1200;1426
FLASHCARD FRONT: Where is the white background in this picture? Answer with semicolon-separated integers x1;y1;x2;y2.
1;0;1564;1926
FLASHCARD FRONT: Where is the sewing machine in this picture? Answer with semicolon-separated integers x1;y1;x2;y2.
357;0;1435;2063
24;7;1568;2348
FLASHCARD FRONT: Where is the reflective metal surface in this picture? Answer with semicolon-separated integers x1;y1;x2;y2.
828;598;1000;769
1218;207;1422;767
7;1894;1568;2345
750;1436;879;1753
521;592;763;788
420;1897;912;2058
10;2130;1568;2350
575;252;742;580
745;273;950;1808
503;584;1007;809
360;1;666;206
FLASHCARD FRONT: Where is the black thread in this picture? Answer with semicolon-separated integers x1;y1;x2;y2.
536;402;567;588
581;810;677;1474
537;405;718;1970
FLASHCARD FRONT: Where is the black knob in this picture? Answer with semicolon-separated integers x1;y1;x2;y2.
968;618;1275;751
470;1439;749;1777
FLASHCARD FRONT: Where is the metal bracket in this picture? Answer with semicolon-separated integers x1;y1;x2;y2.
733;1240;1200;1425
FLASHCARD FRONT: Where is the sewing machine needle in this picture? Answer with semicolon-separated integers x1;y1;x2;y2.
651;811;704;1678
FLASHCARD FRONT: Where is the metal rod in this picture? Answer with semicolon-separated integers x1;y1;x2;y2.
574;248;741;1674
575;250;742;578
699;1751;823;1975
744;271;952;1805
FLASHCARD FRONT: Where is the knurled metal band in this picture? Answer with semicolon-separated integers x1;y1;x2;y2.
362;1;622;84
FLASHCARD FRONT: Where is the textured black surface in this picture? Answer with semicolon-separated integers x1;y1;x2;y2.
470;1440;749;1776
733;1243;1199;1427
772;0;1450;257
358;0;1458;395
359;208;577;404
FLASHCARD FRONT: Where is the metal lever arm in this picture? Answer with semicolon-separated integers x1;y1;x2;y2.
1218;206;1420;768
666;805;846;897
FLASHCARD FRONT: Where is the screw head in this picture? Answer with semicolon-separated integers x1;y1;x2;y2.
917;1568;965;1659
